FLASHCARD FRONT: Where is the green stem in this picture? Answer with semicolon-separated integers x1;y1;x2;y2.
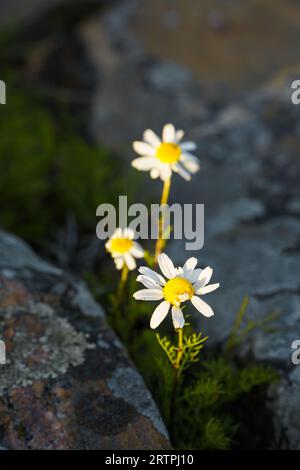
169;327;184;444
117;264;128;305
112;264;129;335
154;176;171;264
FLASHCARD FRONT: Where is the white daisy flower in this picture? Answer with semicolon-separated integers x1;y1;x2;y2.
105;227;144;271
133;253;219;329
132;123;200;182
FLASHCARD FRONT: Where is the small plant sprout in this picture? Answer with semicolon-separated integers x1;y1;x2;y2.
106;227;144;300
132;124;200;262
133;253;220;329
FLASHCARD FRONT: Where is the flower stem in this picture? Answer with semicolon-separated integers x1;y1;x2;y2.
175;327;184;369
169;327;184;444
154;176;172;263
117;264;128;304
121;264;129;283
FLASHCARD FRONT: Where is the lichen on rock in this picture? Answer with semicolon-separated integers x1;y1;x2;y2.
0;301;94;396
0;230;170;449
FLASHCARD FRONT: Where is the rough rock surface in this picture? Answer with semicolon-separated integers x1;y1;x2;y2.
78;0;300;449
1;0;300;450
0;230;170;450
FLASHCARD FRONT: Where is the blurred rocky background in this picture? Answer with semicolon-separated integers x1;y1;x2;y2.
0;0;300;449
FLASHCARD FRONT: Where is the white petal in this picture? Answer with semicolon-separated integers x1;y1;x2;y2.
198;266;213;287
132;156;156;171
138;267;166;285
114;257;124;270
136;275;160;289
113;228;123;238
143;129;161;147
130;242;144;258
189;268;202;283
181;151;199;161
173;163;191;181
180;153;200;173
133;141;155;156
180;142;197;151
133;288;164;301
171;306;185;329
150;301;170;329
179;293;189;302
162;123;175;143
183;257;198;278
124;252;136;271
158;253;176;279
160;165;172;181
191;296;214;317
175;267;184;276
123;227;135;239
150;168;160;179
181;160;200;174
176;129;185;142
196;283;220;295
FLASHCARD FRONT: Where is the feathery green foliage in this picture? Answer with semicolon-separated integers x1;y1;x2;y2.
105;286;278;450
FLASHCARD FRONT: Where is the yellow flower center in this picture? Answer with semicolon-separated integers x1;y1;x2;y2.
156;143;181;164
110;237;133;254
163;277;194;306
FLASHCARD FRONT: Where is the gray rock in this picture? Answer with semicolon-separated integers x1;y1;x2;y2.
107;367;169;439
0;230;170;450
287;198;300;215
0;230;61;276
269;367;300;449
72;281;105;318
207;198;266;236
147;62;192;93
163;10;181;30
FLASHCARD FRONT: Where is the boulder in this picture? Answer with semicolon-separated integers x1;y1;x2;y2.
0;230;170;450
